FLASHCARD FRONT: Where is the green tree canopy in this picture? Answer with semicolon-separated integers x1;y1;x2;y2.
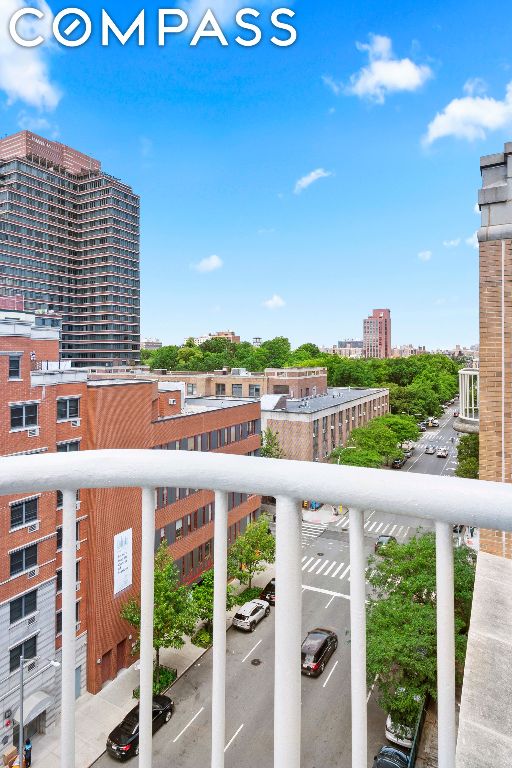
191;569;237;633
329;446;383;468
455;434;479;479
376;414;420;444
227;515;275;588
348;421;401;464
260;427;285;458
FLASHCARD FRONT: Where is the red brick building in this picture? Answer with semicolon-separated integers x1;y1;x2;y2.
363;309;392;359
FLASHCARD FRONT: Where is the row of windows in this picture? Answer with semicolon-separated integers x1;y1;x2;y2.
9;520;81;576
155;421;260;455
9;399;80;429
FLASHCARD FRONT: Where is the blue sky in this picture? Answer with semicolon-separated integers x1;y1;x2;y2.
2;0;511;349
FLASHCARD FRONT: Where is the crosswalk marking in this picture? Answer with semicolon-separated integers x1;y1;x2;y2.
374;522;383;533
301;521;327;547
389;525;397;535
302;557;314;571
331;562;345;578
368;521;377;532
380;523;390;535
339;565;351;581
316;560;331;575
397;526;404;536
323;561;337;576
308;558;322;573
302;555;308;562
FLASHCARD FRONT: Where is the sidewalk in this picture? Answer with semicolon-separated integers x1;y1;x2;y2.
32;565;275;767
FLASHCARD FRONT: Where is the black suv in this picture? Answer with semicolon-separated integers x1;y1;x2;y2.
373;746;409;768
106;695;174;760
301;628;338;677
259;578;275;605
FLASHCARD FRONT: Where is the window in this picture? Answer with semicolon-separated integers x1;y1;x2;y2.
56;521;80;550
176;519;183;540
186;384;197;396
10;403;38;430
56;611;62;635
249;385;260;397
57;398;80;421
57;440;80;453
8;356;21;380
215;383;226;396
10;636;37;672
10;497;38;529
56;491;63;509
232;384;243;397
57;561;80;593
9;590;37;624
10;544;37;576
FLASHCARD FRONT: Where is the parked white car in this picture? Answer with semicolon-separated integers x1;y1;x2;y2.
385;715;414;749
232;599;270;632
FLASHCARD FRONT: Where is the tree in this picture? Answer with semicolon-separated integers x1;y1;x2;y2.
376;414;420;444
456;434;479;479
259;336;291;368
366;533;476;728
349;421;402;465
191;569;237;633
329;446;383;468
149;345;180;371
227;516;275;588
260;427;285;458
121;542;197;684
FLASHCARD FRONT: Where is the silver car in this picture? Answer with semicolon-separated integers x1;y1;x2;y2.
232;599;270;632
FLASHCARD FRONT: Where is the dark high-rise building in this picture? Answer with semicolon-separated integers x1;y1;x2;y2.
0;131;140;367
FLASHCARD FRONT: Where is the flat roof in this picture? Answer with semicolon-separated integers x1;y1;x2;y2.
87;378;152;387
183;396;258;413
261;387;387;414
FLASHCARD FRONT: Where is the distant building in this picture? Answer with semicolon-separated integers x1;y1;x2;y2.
253;337;262;347
391;344;427;358
141;337;162;350
193;331;241;345
338;339;363;349
363;309;391;359
261;387;389;462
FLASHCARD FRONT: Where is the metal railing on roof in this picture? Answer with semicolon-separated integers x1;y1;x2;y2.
0;450;511;768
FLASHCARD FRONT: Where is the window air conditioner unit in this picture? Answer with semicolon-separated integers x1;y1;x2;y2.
71;419;81;427
76;581;81;591
27;661;36;672
168;398;176;405
76;622;81;632
76;541;81;551
75;500;81;511
27;427;39;438
27;521;40;533
27;566;39;579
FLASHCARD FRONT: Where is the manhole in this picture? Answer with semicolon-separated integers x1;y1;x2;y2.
317;552;324;557
251;658;262;666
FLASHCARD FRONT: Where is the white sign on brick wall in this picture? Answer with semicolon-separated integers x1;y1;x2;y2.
114;528;132;595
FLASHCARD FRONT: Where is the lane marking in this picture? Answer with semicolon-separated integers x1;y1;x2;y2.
302;584;350;599
325;595;336;608
380;524;389;535
308;558;322;573
374;522;383;533
323;561;337;576
331;562;345;578
367;522;376;532
367;675;378;703
389;525;397;535
173;707;204;742
302;557;314;571
301;555;307;562
322;659;339;688
225;723;244;752
316;560;330;575
339;565;351;581
242;639;262;663
397;526;404;536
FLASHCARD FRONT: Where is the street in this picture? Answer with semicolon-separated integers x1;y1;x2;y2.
94;411;455;768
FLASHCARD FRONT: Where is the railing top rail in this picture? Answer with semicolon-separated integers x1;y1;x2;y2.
0;449;509;530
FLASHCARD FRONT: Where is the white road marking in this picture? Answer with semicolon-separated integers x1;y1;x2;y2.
406;451;424;471
302;584;350;599
225;723;244;752
397;526;404;536
367;522;377;532
374;523;383;533
302;555;308;562
323;561;337;576
367;675;378;703
173;707;204;742
302;557;314;571
322;659;339;688
380;524;390;535
315;560;330;575
308;558;322;573
401;527;410;539
389;525;397;535
325;595;336;608
339;565;351;581
331;562;345;578
242;639;262;663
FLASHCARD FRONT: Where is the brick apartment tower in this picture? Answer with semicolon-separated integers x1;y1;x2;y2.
0;131;140;367
363;308;391;358
478;144;512;558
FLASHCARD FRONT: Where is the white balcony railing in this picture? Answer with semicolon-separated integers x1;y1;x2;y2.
1;450;511;768
458;368;479;422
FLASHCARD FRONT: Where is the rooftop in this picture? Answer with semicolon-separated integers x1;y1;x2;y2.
261;387;387;414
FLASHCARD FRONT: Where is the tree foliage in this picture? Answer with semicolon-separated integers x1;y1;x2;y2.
329;446;383;468
366;533;476;728
329;414;417;468
121;542;197;681
191;569;237;633
455;434;479;479
227;515;275;588
260;427;285;458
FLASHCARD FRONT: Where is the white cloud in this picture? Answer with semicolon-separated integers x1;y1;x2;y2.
263;294;285;309
466;232;479;249
294;168;332;195
463;78;487;97
418;250;432;262
0;1;61;111
442;238;461;248
346;34;432;104
424;81;512;145
322;75;342;96
17;110;59;137
192;254;223;273
474;202;480;214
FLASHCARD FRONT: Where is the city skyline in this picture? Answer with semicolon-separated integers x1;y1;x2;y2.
1;0;507;348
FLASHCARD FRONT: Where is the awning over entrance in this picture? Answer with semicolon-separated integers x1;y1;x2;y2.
13;691;52;725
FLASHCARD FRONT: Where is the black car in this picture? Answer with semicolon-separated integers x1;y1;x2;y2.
259;578;275;605
106;695;174;760
391;457;406;469
301;628;338;677
373;746;410;768
375;534;397;552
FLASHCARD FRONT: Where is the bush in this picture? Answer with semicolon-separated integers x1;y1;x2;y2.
192;627;213;648
237;586;261;603
132;665;177;699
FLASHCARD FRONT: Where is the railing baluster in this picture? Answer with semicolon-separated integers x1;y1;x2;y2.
212;491;228;768
436;521;456;768
349;507;367;768
139;488;156;767
274;496;302;768
61;489;77;768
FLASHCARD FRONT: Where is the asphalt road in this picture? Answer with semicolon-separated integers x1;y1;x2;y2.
96;411;456;768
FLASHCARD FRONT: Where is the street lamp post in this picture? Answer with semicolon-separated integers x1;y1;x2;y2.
17;656;60;766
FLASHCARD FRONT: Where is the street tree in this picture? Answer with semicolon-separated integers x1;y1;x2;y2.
366;533;476;728
121;542;197;684
348;421;401;464
455;434;479;479
329;446;383;468
376;414;420;444
227;515;275;588
191;569;237;633
260;427;285;458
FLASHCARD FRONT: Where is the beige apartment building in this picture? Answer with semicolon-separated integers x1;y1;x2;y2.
478;143;512;558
